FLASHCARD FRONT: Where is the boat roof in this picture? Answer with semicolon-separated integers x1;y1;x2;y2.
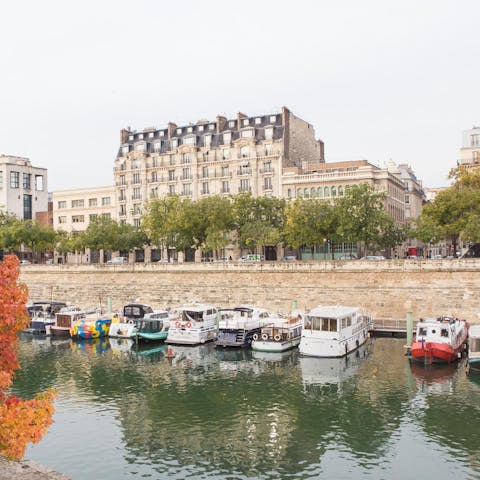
308;305;360;318
179;304;216;312
220;305;269;313
31;301;67;306
417;316;464;325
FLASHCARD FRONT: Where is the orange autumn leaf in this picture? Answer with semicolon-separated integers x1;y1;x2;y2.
0;255;57;461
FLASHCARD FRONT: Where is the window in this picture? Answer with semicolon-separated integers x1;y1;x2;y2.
240;164;251;175
176;128;182;135
240;178;250;192
119;175;126;185
71;199;84;208
160;131;165;137
138;133;144;140
332;186;337;197
240;146;249;158
119;190;126;201
132;159;141;169
151;171;158;182
202;182;209;195
58;200;67;209
35;175;44;191
133;173;141;184
187;126;193;133
153;141;161;152
184;136;196;145
317;187;323;198
311;187;316;198
221;165;229;177
182;183;191;196
10;171;19;188
198;125;204;132
202;166;209;178
0;171;2;188
297;188;303;198
223;149;230;160
102;213;111;220
182;153;191;164
168;170;175;181
270;115;276;123
119;205;127;216
264;177;272;190
223;132;231;144
169;155;175;166
148;132;154;138
89;198;97;207
263;161;271;173
128;135;134;141
265;144;272;155
150;187;158;198
122;145;129;155
133;204;141;215
135;143;146;152
22;173;31;189
304;188;309;198
23;194;32;220
171;139;178;149
72;215;85;223
265;127;273;140
471;134;480;147
338;186;344;196
204;134;211;147
222;181;229;193
405;195;410;204
182;167;191;180
228;121;235;128
255;117;261;125
241;129;253;138
134;218;141;228
133;187;141;200
209;124;215;131
89;214;98;222
101;197;111;206
58;216;67;224
169;184;175;195
324;186;330;197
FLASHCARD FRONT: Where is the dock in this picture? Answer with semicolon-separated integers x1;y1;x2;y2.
370;318;415;337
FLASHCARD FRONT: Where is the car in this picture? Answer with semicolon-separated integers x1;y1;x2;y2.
45;259;54;264
20;259;32;265
282;255;297;262
360;255;385;261
238;254;265;262
106;256;128;264
338;254;358;260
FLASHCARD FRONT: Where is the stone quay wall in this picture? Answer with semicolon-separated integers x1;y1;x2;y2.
19;259;480;323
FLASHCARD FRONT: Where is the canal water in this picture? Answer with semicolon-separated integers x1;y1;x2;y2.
12;336;480;480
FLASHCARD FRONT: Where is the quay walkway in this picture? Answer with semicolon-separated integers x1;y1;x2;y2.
371;318;414;337
0;457;71;480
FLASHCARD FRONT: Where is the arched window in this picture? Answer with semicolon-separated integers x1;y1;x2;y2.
332;186;337;197
304;188;309;198
317;187;323;198
338;186;344;196
311;187;316;198
297;188;303;198
324;186;330;197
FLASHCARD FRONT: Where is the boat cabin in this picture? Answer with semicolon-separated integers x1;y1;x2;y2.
123;303;154;319
181;306;217;323
28;301;67;318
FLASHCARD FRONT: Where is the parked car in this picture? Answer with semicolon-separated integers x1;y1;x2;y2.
238;254;265;262
106;256;128;264
282;255;297;262
360;255;385;261
20;259;32;265
338;254;357;260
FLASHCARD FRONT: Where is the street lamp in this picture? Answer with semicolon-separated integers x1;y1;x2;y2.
323;238;328;260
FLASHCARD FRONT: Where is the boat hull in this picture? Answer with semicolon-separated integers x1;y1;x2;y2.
70;318;112;339
166;328;217;345
252;337;301;352
467;357;480;374
300;330;369;358
109;322;137;339
410;341;464;364
215;328;261;348
136;332;168;342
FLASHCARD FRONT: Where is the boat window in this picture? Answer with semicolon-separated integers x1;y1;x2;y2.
418;328;427;336
441;329;449;337
431;329;436;334
329;318;337;332
471;338;480;353
311;316;321;330
183;311;204;321
322;318;329;331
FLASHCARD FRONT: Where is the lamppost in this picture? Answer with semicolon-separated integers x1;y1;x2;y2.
323;238;328;260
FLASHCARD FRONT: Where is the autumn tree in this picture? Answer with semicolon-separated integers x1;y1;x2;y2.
0;255;56;460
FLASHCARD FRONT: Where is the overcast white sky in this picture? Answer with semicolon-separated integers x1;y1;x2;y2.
1;0;479;191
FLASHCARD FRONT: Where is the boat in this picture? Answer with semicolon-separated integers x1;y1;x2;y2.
108;303;152;339
467;325;480;374
50;308;94;336
24;301;67;334
135;311;173;342
251;312;303;352
299;305;372;358
215;305;275;348
410;316;468;364
166;303;218;345
70;314;113;339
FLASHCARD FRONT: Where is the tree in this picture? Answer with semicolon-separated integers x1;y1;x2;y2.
0;255;56;460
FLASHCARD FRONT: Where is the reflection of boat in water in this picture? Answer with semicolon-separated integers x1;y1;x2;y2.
109;337;134;353
134;343;168;357
71;337;111;354
409;361;462;395
165;344;218;368
251;349;297;364
300;340;372;387
467;325;480;374
411;317;468;364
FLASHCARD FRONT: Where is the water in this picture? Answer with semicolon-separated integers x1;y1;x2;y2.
11;336;480;480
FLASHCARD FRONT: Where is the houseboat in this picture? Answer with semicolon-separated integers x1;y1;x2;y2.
50;308;93;336
70;315;113;339
467;325;480;374
299;305;372;358
109;303;151;339
24;301;67;334
252;313;303;352
410;316;468;364
166;303;218;345
215;305;274;348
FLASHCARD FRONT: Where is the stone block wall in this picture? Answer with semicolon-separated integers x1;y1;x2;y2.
19;260;480;323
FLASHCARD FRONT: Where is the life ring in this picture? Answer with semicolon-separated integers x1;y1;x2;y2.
175;321;181;328
185;322;192;329
274;334;281;342
261;333;268;341
253;333;258;341
128;320;135;325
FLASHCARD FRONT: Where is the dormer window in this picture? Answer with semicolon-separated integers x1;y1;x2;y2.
228;121;235;128
242;119;249;126
135;143;146;152
148;132;154;138
241;129;254;138
153;141;161;152
265;127;273;140
128;135;134;141
171;139;178;149
269;115;276;123
176;128;182;135
138;133;144;140
160;131;165;137
223;132;231;144
204;134;211;147
187;126;193;133
209;124;215;131
121;145;129;155
198;125;204;132
255;117;261;125
184;136;196;145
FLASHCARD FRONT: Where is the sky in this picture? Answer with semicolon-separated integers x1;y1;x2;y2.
1;0;479;191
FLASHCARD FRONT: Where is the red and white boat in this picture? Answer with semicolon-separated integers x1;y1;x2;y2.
410;316;468;364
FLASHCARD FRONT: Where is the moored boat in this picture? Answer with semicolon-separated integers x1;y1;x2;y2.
299;305;372;358
24;301;67;334
410;316;468;364
166;303;218;345
109;303;152;339
70;314;113;339
50;308;92;336
467;325;480;374
135;311;173;342
215;305;274;348
252;313;303;352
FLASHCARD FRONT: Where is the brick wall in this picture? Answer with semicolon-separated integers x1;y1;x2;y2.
19;260;480;322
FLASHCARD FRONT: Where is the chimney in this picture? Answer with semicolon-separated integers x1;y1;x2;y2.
216;115;226;133
120;128;130;144
237;112;248;130
167;122;177;139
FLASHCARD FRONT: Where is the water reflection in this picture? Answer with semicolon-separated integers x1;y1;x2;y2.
12;337;480;479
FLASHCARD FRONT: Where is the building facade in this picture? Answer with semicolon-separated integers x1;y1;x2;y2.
459;126;480;167
52;186;116;233
0;155;48;220
113;107;324;226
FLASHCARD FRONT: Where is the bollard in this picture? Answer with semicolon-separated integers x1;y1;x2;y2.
406;311;413;348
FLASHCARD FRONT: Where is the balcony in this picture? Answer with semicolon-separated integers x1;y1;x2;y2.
238;186;251;193
131;195;142;200
237;168;252;176
259;167;274;174
180;174;193;181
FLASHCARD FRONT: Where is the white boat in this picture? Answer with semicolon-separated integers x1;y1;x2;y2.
299;305;372;358
215;305;275;348
49;307;94;336
166;303;218;345
251;313;303;352
467;324;480;374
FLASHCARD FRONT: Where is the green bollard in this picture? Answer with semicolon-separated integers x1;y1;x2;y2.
406;311;413;348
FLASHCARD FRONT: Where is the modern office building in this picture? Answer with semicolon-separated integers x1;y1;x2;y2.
113;107;324;226
0;155;48;220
